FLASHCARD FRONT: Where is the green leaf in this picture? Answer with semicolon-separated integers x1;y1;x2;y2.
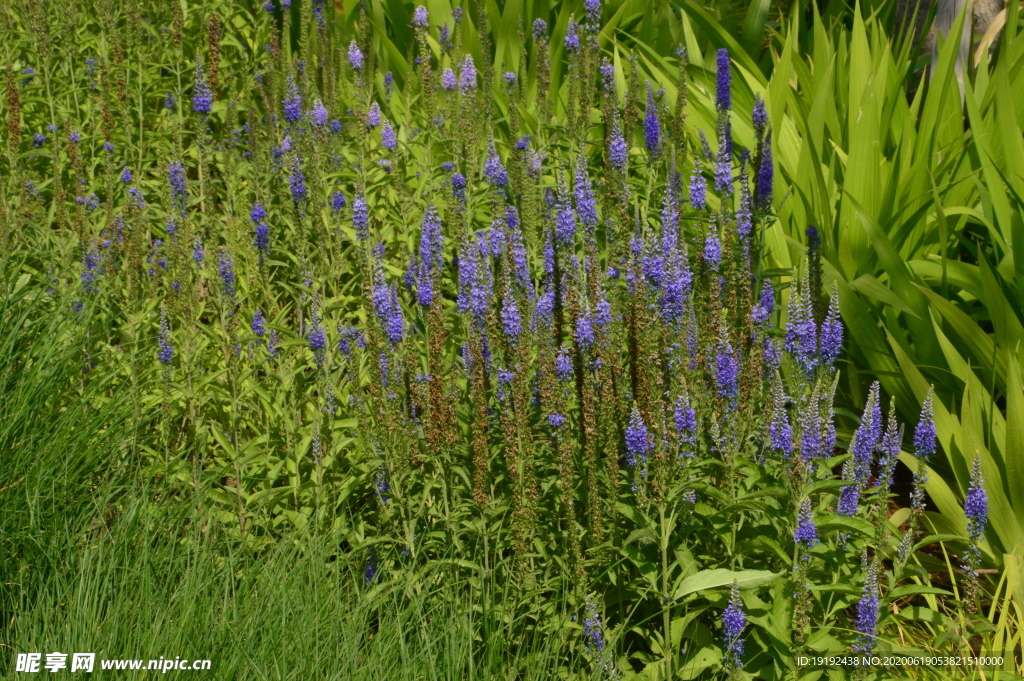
895;606;956;628
913;534;967;552
740;0;771;57
1005;354;1024;532
673;568;780;599
815;515;874;537
885;584;952;601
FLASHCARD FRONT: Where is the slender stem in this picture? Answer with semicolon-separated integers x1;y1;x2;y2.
660;502;673;680
221;302;246;540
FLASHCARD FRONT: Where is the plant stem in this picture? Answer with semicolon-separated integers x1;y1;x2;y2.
660;502;673;681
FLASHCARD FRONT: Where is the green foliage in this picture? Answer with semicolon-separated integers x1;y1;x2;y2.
1;0;1023;678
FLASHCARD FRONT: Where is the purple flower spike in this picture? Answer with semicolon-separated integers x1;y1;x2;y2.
913;390;937;460
715;48;731;112
555;186;576;244
644;81;660;154
722;581;745;668
252;309;266;338
158;308;174;366
332;192;346;213
674;392;697;454
501;288;522;343
283;75;302;123
348;41;364;70
439;68;456;90
625;407;650;470
192;59;213;114
254;222;269;256
703;228;721;271
381;119;398;150
416;206;444;307
785;277;818;375
575;308;595;351
353;192;369;241
218;247;236;300
609;117;627;169
752;94;768;138
819;284;843;367
853;557;879;653
574;154;597;231
756;130;773;210
753;279;774;326
965;456;988;540
715;326;740;401
451;172;466;202
794;498;818;547
289;155;307;205
769;380;793;456
484;144;508;186
459;55;477;93
689;166;706;211
412;5;428;27
310;99;328;126
554;346;573;380
565;20;580;51
367;101;381;128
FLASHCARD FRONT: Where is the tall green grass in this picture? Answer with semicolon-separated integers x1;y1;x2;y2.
0;263;590;679
8;503;588;680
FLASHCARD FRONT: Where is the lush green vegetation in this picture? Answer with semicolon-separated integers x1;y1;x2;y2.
2;0;1023;678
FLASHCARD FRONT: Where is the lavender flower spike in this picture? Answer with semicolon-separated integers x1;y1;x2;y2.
625;406;650;469
752;93;768;139
564;20;580;51
853;556;880;653
784;276;818;375
722;581;745;667
353;192;369;242
158;306;174;366
218;247;236;300
793;498;818;547
574;153;598;231
283;75;302;123
501;288;522;344
367;102;381;127
965;455;988;540
913;388;937;460
412;5;428;27
484;144;508;186
644;81;660;154
819;283;843;367
689;165;706;211
756;129;773;210
348;41;364;70
609;116;627;170
441;68;457;91
459;55;477;93
381;118;398;151
768;379;793;457
310;99;329;126
192;58;213;114
715;48;731;112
